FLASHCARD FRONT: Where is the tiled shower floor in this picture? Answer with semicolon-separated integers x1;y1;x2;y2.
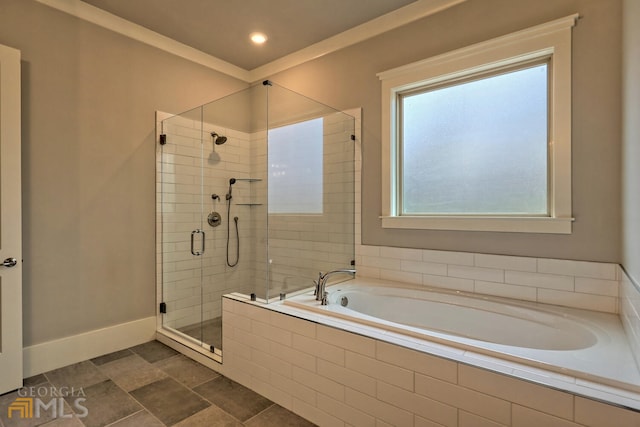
177;317;222;351
0;341;315;427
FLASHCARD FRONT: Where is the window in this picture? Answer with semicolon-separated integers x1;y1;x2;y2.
268;118;323;214
378;14;578;233
400;62;548;215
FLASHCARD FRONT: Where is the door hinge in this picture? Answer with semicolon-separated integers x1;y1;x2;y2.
159;302;167;314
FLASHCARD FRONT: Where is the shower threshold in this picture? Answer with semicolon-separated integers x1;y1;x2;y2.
176;317;222;352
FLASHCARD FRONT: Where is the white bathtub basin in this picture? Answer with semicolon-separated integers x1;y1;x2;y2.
284;278;640;392
328;285;597;350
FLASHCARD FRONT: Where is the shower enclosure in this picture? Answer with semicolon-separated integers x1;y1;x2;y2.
156;81;356;361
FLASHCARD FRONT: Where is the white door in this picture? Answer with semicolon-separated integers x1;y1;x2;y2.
0;43;23;394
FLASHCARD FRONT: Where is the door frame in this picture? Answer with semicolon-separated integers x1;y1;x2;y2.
0;42;23;394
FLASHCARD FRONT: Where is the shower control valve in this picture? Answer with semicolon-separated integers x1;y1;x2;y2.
207;211;222;227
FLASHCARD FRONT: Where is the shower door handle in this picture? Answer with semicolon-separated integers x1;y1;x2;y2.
191;229;205;256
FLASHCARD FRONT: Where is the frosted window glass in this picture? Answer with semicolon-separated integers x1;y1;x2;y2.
268;118;323;214
401;64;548;215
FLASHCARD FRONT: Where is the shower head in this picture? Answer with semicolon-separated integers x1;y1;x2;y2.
229;178;236;185
211;132;228;145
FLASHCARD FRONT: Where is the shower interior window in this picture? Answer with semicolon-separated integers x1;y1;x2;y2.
268;118;324;214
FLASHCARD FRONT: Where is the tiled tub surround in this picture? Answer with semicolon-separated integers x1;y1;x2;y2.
621;268;640;376
221;294;640;427
284;277;639;393
355;246;620;314
352;245;640;390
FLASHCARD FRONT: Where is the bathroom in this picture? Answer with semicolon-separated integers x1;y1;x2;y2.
0;0;639;426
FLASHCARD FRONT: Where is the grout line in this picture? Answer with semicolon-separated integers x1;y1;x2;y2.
120;385;165;426
187;380;250;425
241;402;277;424
102;409;147;427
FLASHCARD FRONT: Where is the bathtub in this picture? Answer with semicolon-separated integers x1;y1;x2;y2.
284;277;640;392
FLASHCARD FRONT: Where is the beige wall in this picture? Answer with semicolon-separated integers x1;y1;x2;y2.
268;0;622;263
0;0;247;346
622;0;640;286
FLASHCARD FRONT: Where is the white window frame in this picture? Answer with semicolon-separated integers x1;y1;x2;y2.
378;14;579;234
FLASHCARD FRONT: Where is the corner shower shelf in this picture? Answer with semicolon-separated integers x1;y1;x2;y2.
235;178;262;206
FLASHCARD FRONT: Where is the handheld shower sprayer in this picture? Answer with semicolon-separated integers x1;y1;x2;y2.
226;178;236;201
225;177;239;267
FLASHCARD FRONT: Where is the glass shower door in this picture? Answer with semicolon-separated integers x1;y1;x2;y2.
159;107;212;352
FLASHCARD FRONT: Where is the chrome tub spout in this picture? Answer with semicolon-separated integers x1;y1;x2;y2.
314;269;356;305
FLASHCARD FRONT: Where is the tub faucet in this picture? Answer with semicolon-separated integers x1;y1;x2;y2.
315;269;356;305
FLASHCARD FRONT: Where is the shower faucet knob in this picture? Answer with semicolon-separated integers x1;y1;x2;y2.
207;212;222;227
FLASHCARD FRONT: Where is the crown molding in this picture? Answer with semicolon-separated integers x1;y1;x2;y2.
36;0;465;83
35;0;252;81
247;0;466;82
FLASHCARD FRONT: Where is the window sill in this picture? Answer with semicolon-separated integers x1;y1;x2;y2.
380;216;574;234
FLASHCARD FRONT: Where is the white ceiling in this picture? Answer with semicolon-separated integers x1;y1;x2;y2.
81;0;419;70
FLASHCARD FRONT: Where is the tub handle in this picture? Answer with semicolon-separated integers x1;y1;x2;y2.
321;292;329;306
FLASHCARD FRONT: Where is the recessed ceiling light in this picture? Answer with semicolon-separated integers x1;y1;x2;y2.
250;32;268;45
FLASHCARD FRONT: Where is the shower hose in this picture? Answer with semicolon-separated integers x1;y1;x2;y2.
226;200;239;267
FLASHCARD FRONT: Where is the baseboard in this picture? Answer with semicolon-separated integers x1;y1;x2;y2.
23;316;157;378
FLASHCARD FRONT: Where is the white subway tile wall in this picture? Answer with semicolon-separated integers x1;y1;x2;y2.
221;297;640;427
356;246;620;314
620;267;640;374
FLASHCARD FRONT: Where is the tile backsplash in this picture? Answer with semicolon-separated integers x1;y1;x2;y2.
620;268;640;371
355;245;620;314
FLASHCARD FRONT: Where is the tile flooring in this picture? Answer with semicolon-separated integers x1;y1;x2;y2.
0;341;315;427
